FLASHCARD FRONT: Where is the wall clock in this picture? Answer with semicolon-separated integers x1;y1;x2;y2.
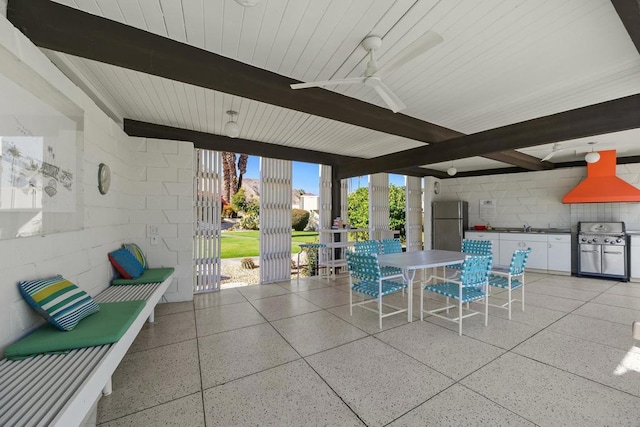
433;181;440;195
98;163;111;195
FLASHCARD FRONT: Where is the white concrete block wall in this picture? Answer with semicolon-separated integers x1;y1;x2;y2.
0;15;194;354
435;167;585;230
128;138;194;302
434;163;640;233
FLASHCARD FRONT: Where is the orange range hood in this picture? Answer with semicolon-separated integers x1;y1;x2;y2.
562;150;640;203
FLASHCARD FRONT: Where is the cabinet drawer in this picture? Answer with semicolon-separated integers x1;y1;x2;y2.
547;234;571;243
499;232;548;242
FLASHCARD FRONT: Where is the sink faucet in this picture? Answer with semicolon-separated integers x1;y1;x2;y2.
523;223;532;232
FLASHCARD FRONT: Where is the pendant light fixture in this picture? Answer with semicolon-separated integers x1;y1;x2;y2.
584;142;600;164
447;161;457;176
224;110;240;138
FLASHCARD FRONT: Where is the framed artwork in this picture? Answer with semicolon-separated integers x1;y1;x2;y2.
0;47;84;239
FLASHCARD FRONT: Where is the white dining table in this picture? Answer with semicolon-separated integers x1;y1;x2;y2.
377;250;467;322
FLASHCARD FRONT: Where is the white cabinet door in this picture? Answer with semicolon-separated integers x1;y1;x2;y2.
547;234;571;273
499;233;548;270
499;239;521;266
464;231;500;261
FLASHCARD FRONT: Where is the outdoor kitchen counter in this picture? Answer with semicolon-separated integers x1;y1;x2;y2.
467;228;571;234
465;229;571;274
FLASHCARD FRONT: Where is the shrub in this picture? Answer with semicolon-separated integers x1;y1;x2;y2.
222;204;235;218
246;199;260;216
292;209;310;231
240;258;256;269
238;213;259;230
231;188;248;213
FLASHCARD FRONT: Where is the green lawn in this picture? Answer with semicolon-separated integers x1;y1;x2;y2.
219;231;319;258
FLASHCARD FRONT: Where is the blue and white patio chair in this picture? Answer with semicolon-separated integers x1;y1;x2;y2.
346;251;408;329
379;238;404;276
354;240;381;255
380;238;402;254
446;239;493;278
488;248;531;319
421;255;492;336
354;240;401;278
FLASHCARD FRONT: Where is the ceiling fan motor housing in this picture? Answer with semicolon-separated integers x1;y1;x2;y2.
362;36;382;51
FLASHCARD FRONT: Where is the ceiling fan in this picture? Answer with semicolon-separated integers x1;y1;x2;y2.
540;141;608;162
290;31;443;113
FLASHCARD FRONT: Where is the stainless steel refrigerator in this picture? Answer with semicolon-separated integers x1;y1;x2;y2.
432;201;469;251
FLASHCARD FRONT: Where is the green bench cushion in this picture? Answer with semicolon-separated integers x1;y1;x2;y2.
5;300;146;360
111;267;174;286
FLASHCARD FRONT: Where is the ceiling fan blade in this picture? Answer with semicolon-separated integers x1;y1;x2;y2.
540;152;556;162
371;80;406;113
290;77;364;89
380;30;443;76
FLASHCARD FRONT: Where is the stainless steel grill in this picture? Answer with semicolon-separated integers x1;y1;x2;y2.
577;221;629;281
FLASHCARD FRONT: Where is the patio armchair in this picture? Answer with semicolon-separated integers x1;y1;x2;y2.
446;239;493;278
421;254;492;336
346;251;408;329
488;248;531;319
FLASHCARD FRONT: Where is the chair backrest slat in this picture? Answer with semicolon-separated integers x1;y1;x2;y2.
462;239;492;256
460;255;492;288
509;248;531;275
354;240;381;255
380;238;402;254
346;251;381;281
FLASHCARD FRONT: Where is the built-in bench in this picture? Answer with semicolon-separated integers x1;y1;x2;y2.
0;272;173;426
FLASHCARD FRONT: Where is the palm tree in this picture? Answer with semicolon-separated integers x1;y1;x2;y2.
222;152;237;203
236;154;248;192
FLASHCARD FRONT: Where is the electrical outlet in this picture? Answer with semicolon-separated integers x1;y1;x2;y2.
148;225;159;236
150;236;160;246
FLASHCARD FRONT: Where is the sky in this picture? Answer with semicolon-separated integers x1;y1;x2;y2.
243;156;406;195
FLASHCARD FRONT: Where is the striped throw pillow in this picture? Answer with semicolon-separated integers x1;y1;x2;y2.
123;243;147;269
18;276;100;331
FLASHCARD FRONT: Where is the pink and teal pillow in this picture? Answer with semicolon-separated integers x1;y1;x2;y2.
108;248;145;279
123;243;147;269
18;275;100;331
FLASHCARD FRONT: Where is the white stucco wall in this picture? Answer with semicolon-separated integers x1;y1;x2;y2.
0;15;193;355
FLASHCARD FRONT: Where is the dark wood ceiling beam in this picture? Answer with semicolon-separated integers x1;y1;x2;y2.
338;94;640;179
124;119;435;178
125;119;348;165
8;0;547;173
441;155;640;179
7;0;458;143
482;151;553;170
611;0;640;55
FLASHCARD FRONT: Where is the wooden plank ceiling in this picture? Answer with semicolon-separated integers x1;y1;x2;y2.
7;0;640;176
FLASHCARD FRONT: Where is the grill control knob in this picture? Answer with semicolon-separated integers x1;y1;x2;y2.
616;238;623;243
581;237;587;242
592;237;598;243
604;238;611;243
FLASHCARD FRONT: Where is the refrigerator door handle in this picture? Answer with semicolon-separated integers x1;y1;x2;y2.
459;221;463;238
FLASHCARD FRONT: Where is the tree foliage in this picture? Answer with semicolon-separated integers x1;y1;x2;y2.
231;188;248;213
388;184;406;238
347;187;369;230
347;184;406;239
